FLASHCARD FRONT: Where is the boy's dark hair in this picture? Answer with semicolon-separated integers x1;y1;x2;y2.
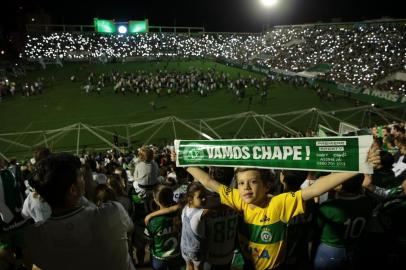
163;177;177;187
341;174;364;194
385;134;395;147
379;150;395;171
153;185;175;208
234;168;274;189
30;153;81;209
34;147;51;163
281;170;308;192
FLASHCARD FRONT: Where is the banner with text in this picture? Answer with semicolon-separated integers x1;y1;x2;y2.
175;136;373;173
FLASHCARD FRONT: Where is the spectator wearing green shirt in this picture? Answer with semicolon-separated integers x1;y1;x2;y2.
314;174;373;270
145;185;183;270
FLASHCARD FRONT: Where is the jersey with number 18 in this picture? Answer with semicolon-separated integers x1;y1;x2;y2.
204;206;239;265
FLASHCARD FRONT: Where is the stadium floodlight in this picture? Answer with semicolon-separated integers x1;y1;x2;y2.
118;25;128;34
260;0;278;7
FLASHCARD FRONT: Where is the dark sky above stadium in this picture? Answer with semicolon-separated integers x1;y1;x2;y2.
1;0;405;33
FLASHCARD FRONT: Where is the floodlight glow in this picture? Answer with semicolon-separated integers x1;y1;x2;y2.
260;0;278;7
118;25;127;34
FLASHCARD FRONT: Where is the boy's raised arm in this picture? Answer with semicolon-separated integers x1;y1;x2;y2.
186;167;221;193
302;146;381;201
171;150;221;193
145;204;180;225
301;172;357;201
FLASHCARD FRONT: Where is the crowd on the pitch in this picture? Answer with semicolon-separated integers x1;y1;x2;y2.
1;66;323;104
79;67;272;102
1;122;405;270
0;76;46;101
24;23;406;95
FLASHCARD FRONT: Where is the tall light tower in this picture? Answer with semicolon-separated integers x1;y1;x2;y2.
260;0;279;31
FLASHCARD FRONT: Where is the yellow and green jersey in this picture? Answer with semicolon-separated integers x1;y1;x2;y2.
219;185;304;270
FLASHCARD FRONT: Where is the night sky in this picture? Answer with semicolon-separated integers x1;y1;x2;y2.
1;0;405;33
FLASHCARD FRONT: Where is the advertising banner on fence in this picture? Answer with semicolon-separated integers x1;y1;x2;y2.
175;136;373;173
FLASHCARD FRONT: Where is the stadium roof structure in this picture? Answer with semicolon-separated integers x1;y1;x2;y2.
0;105;403;160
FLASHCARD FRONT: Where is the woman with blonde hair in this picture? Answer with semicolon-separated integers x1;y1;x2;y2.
133;146;160;192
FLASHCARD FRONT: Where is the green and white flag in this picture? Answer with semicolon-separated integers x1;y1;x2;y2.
175;136;373;173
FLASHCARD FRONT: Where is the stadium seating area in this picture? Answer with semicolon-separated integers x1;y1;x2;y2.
24;22;406;95
2;18;406;270
24;32;262;63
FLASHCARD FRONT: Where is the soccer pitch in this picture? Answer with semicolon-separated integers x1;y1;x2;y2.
0;60;371;159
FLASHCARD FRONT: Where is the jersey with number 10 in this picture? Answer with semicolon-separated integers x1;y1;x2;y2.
318;195;373;248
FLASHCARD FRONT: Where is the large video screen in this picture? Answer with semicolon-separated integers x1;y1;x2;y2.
94;18;148;34
94;19;116;33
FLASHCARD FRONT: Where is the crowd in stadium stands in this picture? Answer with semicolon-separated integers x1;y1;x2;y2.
24;33;260;64
376;80;406;94
256;25;406;92
1;123;405;270
24;23;406;96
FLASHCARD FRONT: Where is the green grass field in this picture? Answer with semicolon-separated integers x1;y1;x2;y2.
0;60;387;159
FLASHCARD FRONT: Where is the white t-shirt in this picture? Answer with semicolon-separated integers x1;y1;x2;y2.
133;160;159;187
24;201;135;270
173;185;188;203
22;195;95;224
21;192;52;223
182;206;205;238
